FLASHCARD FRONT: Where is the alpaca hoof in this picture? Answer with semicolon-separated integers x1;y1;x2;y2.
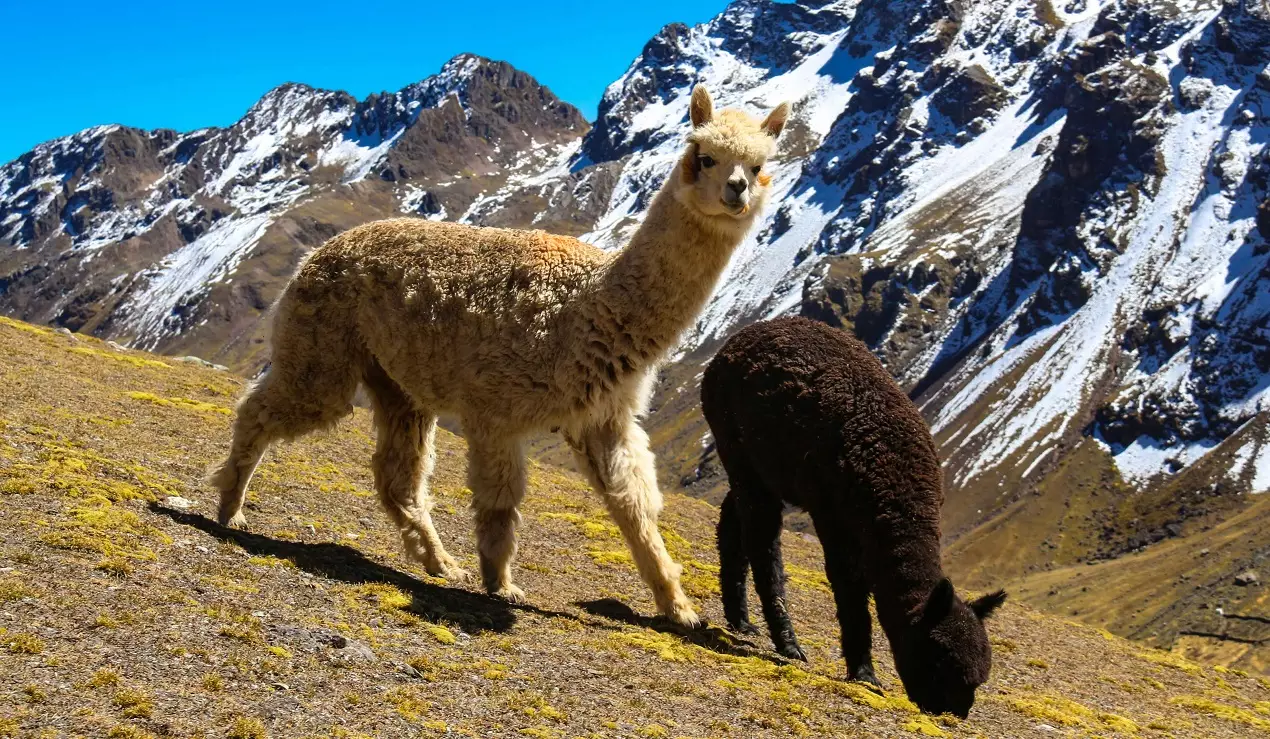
219;511;248;529
777;642;808;662
728;620;760;636
488;583;526;604
438;565;472;584
426;555;470;584
850;668;884;694
664;600;701;629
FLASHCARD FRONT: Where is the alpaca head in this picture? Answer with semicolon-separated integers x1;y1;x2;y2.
892;579;1007;719
676;85;790;225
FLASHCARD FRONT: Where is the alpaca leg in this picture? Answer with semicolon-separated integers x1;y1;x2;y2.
812;508;880;688
210;297;360;528
717;488;756;634
210;367;356;527
466;432;528;603
740;492;805;661
364;365;466;581
569;416;699;628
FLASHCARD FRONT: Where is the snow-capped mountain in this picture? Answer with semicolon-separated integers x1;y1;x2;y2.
2;0;1269;669
0;55;590;360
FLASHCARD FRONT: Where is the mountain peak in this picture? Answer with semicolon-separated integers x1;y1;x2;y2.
439;52;490;76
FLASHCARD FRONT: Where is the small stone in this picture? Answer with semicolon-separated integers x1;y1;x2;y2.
1235;570;1259;586
1035;725;1058;733
106;341;127;352
1199;548;1210;556
164;496;197;510
401;663;424;679
333;638;376;664
194;546;209;554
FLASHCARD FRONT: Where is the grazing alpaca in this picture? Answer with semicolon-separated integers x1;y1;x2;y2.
701;317;1006;717
210;86;790;627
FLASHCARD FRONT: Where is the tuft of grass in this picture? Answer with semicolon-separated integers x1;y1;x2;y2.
0;578;33;602
125;391;229;415
901;716;949;737
6;632;44;654
1026;658;1050;669
227;716;268;739
96;557;135;577
22;685;47;704
1005;694;1094;726
426;624;458;645
218;623;263;645
588;549;634;567
93;614;120;629
247;555;294;568
1138;649;1204;675
1169;695;1270;731
385;687;429;723
88;669;122;688
113;688;154;719
71;347;170;369
39;497;167;560
202;674;225;692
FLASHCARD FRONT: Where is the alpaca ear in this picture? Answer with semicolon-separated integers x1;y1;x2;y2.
761;101;791;138
969;590;1007;621
690;85;714;128
920;578;956;625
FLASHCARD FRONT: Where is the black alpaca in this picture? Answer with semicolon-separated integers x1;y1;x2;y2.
701;317;1006;718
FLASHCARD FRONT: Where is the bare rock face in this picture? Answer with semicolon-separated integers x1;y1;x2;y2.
929;63;1008;127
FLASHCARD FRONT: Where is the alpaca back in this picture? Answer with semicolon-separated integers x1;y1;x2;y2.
279;217;614;424
702;316;943;546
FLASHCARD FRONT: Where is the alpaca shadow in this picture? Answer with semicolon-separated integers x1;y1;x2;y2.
576;598;788;665
149;503;517;635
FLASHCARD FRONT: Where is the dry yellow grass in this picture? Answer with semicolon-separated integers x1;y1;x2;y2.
0;318;1268;737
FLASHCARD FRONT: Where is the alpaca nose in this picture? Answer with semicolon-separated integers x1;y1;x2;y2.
727;178;748;196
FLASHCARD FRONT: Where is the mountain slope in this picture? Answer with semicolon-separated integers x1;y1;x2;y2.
5;316;1270;737
556;0;1270;672
3;0;1270;679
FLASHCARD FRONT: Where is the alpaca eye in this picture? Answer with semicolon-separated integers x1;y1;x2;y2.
751;165;761;175
699;155;715;168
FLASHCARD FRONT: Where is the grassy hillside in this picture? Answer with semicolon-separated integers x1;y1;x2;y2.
2;316;1269;738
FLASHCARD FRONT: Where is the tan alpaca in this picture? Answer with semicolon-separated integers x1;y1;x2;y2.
210;86;790;626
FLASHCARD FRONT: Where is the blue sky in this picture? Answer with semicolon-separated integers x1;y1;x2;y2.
0;0;730;165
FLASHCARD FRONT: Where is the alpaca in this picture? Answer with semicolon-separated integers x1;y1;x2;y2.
210;86;790;627
701;317;1006;717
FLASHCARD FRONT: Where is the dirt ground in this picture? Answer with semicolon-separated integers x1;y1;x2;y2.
1;316;1268;738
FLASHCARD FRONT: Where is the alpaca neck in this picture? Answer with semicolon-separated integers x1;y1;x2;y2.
869;510;947;633
585;184;746;365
